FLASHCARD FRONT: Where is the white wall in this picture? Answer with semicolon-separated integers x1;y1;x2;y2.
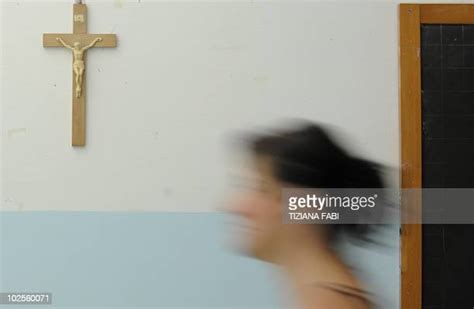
1;0;406;212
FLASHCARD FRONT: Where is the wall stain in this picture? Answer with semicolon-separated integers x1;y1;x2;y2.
3;198;24;211
114;0;124;8
7;128;27;138
253;75;269;84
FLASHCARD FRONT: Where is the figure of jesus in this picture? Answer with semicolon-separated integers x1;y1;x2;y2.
56;37;102;98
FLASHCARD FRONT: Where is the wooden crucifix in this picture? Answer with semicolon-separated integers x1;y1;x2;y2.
43;3;117;146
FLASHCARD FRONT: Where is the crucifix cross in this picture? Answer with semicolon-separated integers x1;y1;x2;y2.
43;3;117;146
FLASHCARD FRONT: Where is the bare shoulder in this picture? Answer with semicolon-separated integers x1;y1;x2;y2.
300;284;370;309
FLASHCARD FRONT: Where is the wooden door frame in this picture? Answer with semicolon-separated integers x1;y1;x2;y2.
399;4;474;309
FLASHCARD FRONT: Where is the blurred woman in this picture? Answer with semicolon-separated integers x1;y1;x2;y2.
230;123;383;309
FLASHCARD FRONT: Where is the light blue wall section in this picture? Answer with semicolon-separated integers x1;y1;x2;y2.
0;212;286;308
0;213;398;308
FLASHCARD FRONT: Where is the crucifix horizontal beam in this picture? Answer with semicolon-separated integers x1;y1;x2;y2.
43;4;117;146
43;34;117;47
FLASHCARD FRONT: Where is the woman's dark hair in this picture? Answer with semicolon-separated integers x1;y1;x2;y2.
249;123;384;241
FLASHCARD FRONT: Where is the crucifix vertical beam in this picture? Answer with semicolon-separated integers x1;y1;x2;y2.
43;4;117;146
72;4;87;146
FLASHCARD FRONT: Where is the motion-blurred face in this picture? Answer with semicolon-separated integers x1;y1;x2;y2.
231;156;284;260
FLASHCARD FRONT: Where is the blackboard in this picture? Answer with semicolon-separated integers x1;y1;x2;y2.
421;24;474;309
